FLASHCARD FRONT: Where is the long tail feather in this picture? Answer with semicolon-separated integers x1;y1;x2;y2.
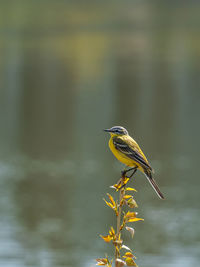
144;171;165;199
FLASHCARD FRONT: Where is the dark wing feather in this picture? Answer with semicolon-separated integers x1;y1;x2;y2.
113;136;152;170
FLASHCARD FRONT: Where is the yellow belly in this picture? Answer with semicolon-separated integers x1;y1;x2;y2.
109;138;139;168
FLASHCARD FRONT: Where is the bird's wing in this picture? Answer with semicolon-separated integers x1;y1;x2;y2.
113;136;152;170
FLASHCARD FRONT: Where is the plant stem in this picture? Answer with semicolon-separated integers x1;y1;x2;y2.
116;188;124;236
115;178;125;266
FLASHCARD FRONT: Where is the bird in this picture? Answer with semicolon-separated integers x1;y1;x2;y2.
104;126;164;199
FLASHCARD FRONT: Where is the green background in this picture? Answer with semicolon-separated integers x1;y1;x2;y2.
0;1;200;266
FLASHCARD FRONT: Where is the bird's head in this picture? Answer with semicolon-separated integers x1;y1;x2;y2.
104;126;129;136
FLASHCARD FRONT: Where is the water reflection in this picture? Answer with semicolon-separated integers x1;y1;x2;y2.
0;1;200;267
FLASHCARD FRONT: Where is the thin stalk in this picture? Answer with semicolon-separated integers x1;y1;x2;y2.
115;178;125;266
116;188;125;236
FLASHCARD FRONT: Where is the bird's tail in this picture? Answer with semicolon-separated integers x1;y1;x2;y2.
144;169;165;199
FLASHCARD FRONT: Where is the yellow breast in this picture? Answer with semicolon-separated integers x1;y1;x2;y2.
108;137;138;168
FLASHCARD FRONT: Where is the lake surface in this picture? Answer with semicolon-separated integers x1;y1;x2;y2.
0;1;200;266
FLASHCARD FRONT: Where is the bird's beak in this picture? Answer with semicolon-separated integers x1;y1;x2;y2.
103;128;112;133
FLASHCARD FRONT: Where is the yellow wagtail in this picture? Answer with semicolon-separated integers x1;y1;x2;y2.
104;126;164;199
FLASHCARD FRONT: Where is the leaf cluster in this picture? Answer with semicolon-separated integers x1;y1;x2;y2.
96;176;143;266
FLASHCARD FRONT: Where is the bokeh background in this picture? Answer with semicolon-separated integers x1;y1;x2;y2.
0;1;200;267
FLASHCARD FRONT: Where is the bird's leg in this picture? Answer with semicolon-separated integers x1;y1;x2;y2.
119;167;138;189
121;169;127;177
122;167;137;177
128;167;138;179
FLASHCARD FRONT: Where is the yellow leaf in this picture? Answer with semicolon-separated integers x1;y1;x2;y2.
125;257;138;266
115;245;120;254
125;211;137;219
107;193;116;207
128;218;144;222
124;252;133;257
123;195;133;199
100;234;112;243
104;199;114;209
96;258;108;265
109;226;115;237
123;177;130;185
112;177;130;191
111;181;122;191
118;232;121;241
123;252;136;259
126;187;137;192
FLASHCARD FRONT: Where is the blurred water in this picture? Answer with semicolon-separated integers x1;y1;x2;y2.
0;1;200;267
